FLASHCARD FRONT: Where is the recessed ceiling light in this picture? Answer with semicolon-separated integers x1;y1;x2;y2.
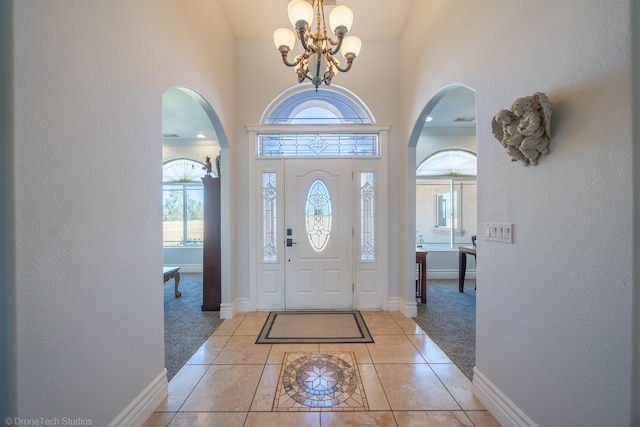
425;116;433;122
196;133;205;139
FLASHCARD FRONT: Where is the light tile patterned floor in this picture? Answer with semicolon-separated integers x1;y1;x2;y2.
273;352;368;411
144;311;501;427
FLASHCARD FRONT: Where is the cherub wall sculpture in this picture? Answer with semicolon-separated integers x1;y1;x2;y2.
492;92;552;165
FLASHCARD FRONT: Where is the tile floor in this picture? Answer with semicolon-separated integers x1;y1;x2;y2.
144;311;500;427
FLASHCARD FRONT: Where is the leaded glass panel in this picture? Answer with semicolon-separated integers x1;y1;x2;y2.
305;179;332;252
360;172;375;260
258;133;378;157
262;172;277;261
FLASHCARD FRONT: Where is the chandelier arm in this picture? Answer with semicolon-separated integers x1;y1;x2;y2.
278;48;303;68
335;57;354;73
328;34;344;56
297;26;311;52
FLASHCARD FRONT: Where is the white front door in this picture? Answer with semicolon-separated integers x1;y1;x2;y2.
284;159;353;309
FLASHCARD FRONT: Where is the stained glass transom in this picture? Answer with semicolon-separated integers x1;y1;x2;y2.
264;88;372;125
360;172;375;261
258;133;378;157
305;179;332;252
262;172;277;261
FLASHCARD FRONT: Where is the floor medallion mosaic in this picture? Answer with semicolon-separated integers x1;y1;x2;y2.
273;352;369;411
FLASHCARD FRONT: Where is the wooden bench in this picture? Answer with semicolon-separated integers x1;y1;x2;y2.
163;266;181;297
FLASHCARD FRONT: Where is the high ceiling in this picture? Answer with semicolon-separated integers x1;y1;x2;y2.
162;0;476;143
219;0;416;42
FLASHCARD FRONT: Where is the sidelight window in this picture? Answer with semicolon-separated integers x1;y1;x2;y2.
262;172;278;261
360;172;375;260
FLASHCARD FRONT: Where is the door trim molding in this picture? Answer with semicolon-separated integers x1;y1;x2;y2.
248;128;389;312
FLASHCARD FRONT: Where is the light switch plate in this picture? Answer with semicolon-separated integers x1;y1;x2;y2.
484;223;513;243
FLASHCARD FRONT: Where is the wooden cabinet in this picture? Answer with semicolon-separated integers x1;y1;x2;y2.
201;176;221;311
416;251;427;304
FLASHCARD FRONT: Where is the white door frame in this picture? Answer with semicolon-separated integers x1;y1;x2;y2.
247;125;390;313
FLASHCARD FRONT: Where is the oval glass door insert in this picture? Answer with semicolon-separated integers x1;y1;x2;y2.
305;179;332;251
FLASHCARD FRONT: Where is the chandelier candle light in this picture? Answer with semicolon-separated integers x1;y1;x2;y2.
274;0;362;89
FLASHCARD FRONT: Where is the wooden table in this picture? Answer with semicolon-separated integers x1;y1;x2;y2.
458;246;476;292
416;251;427;303
163;266;181;297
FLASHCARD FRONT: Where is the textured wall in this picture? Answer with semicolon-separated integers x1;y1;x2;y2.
401;1;634;426
12;0;235;424
1;0;15;419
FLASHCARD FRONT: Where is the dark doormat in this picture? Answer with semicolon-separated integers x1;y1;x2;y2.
256;311;374;344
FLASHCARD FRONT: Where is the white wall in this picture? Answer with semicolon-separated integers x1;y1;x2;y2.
402;1;634;426
233;40;405;302
633;4;640;424
11;0;235;425
1;0;15;418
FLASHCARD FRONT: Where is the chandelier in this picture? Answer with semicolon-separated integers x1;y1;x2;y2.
273;0;362;89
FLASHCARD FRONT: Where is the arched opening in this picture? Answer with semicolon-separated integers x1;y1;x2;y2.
408;84;478;379
161;86;229;380
162;87;223;272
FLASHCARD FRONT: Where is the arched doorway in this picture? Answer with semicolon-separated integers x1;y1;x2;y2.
162;86;230;298
407;84;478;379
161;86;230;379
409;85;477;270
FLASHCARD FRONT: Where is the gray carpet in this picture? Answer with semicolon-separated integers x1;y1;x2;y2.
164;273;223;381
414;279;476;380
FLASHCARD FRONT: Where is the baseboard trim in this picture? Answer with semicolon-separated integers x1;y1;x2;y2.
388;297;417;317
107;369;167;427
219;301;235;319
473;367;538;427
163;264;202;274
236;298;251;313
427;269;475;280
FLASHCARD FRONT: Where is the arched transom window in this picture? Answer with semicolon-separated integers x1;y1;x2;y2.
264;88;372;125
416;149;477;178
258;88;378;157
